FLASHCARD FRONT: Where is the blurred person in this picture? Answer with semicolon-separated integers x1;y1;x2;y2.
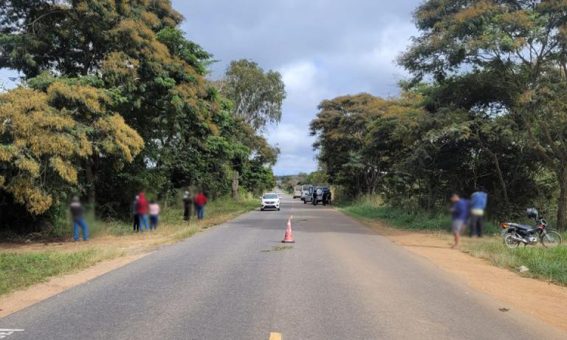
469;187;488;237
149;200;160;230
132;195;140;232
322;189;332;206
70;196;89;241
183;191;192;221
194;191;208;220
136;192;149;231
312;189;318;206
450;193;468;249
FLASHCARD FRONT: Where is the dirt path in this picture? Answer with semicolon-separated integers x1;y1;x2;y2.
360;219;567;333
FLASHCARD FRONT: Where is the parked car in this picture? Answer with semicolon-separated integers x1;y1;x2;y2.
312;186;331;206
261;193;280;211
301;185;314;204
293;186;302;199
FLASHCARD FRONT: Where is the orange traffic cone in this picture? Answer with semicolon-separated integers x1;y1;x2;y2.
282;216;295;243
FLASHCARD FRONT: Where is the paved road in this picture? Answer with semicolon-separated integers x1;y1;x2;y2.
1;194;564;340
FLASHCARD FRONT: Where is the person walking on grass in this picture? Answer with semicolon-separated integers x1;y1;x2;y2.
70;197;89;241
183;191;192;221
132;195;140;232
149;200;160;230
469;187;488;238
194;191;208;220
136;192;149;231
450;193;468;249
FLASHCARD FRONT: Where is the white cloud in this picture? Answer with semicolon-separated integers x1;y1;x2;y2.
177;0;424;175
278;61;331;122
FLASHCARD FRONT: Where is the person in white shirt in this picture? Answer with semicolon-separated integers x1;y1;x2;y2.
149;200;160;230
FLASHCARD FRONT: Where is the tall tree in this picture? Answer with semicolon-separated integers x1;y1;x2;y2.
310;93;422;197
0;81;142;217
0;1;280;224
400;0;567;229
219;59;286;131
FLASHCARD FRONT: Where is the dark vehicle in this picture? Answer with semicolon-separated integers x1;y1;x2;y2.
312;186;331;206
500;208;562;249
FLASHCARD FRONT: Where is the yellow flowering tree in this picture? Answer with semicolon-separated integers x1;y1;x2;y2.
0;79;143;216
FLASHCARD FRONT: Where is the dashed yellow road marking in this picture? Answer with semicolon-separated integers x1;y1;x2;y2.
269;331;282;340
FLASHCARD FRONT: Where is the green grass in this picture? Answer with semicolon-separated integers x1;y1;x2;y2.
341;196;499;234
0;195;259;296
0;248;122;295
342;195;567;285
464;240;567;285
90;195;259;237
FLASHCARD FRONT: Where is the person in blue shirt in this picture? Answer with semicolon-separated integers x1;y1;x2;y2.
450;193;469;249
469;187;488;237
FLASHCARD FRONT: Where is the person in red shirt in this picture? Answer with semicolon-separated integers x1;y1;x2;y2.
194;191;208;220
136;192;149;231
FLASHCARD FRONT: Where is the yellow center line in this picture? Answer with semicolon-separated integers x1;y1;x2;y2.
269;331;282;340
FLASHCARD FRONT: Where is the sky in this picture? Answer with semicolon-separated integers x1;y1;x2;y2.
0;0;422;176
172;0;422;175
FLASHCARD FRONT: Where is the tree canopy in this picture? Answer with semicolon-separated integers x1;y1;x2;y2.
399;0;567;228
311;0;567;228
219;59;286;131
0;0;280;233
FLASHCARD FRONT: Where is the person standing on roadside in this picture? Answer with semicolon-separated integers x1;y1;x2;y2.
149;200;160;230
132;195;140;232
322;189;332;206
136;192;149;231
70;196;89;241
194;191;208;220
312;188;319;206
450;193;468;249
469;187;488;237
183;191;192;221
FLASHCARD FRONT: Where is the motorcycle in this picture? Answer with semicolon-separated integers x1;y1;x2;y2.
500;208;562;249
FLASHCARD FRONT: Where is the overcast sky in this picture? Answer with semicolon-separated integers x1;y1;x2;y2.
0;0;422;175
173;0;421;175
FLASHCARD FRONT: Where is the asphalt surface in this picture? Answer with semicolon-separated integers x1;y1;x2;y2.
1;193;565;340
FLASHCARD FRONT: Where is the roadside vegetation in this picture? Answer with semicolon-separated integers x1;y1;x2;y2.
342;196;497;234
303;0;567;288
465;239;567;286
309;0;567;231
0;1;283;237
342;196;567;286
0;248;122;296
0;1;279;297
0;195;258;296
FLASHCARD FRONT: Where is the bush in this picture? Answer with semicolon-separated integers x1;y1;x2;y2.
341;195;499;234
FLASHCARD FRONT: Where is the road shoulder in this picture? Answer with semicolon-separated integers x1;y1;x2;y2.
0;203;257;318
0;254;146;318
350;216;567;333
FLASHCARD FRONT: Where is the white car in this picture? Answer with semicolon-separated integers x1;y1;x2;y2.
293;186;302;199
261;193;280;211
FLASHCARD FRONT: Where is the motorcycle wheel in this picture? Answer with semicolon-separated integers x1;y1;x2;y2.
541;231;562;248
504;233;520;249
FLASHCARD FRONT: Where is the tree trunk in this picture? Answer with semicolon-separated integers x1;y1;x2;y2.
85;159;96;212
232;171;239;200
556;166;567;231
487;149;510;208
